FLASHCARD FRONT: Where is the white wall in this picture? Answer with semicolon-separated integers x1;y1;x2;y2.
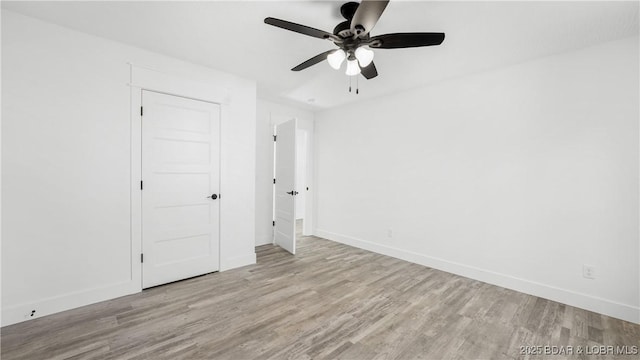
0;9;3;327
1;11;256;326
255;99;314;246
314;36;640;323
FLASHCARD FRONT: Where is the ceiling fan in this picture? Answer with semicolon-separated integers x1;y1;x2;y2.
264;0;445;81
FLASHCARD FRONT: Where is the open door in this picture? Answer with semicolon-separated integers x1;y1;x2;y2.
274;119;297;254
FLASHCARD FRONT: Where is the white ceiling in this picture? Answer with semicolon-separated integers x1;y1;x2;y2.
3;1;638;110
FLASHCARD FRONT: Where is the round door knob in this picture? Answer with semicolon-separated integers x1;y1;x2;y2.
210;194;218;200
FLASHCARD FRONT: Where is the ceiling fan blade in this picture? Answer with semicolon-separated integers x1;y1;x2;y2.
350;0;389;38
291;50;336;71
360;62;378;79
369;32;445;49
265;17;338;41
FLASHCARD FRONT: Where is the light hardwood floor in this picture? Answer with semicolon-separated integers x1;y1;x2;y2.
2;229;639;359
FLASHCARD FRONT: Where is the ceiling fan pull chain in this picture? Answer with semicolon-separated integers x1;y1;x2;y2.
349;76;352;92
356;76;359;94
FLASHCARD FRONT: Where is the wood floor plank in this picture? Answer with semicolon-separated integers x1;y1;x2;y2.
2;228;639;359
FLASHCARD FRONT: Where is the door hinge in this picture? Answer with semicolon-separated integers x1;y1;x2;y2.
141;253;144;263
273;135;276;141
273;178;276;184
140;106;144;116
273;220;275;226
140;180;143;190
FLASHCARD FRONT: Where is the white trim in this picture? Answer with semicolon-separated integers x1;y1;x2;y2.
271;122;277;246
128;64;230;105
255;237;274;247
130;64;234;292
1;281;137;327
302;123;315;237
130;66;142;291
220;253;257;272
316;229;640;324
638;42;640;331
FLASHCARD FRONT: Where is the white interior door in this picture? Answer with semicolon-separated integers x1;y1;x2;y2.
142;90;220;288
274;119;297;254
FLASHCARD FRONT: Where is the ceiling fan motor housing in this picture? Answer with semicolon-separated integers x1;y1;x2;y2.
333;21;353;38
340;2;360;20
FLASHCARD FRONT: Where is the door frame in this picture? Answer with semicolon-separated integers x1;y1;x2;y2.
295;129;308;223
129;64;229;290
270;118;315;242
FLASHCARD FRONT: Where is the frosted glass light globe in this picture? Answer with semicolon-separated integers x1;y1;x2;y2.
327;49;346;70
345;59;361;76
355;47;374;67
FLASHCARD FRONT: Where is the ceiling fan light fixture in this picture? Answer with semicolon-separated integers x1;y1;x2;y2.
327;49;346;70
355;47;374;67
345;58;361;76
264;0;445;84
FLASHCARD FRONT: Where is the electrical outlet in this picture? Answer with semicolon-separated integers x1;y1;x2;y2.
387;229;393;238
583;265;596;279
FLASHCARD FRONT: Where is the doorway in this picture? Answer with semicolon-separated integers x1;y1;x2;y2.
141;90;221;288
273;119;297;254
270;116;313;253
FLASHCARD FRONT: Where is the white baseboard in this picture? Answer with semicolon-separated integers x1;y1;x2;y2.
220;252;256;271
3;252;258;327
316;229;640;324
1;280;139;327
255;236;273;247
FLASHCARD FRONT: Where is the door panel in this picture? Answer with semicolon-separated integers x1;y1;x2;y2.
274;119;297;254
142;90;220;288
